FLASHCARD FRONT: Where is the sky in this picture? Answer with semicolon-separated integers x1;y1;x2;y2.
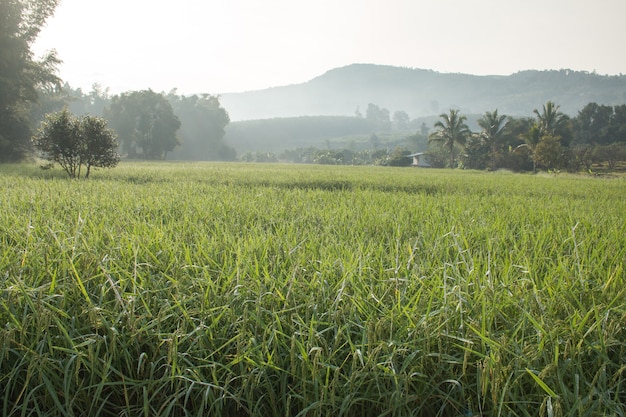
32;0;626;95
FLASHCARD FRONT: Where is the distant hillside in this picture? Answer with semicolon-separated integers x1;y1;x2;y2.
220;64;626;121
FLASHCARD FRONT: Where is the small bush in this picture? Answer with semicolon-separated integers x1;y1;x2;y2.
32;109;120;178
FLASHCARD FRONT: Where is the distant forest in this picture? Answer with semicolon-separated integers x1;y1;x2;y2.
232;102;626;173
27;84;626;172
31;85;236;161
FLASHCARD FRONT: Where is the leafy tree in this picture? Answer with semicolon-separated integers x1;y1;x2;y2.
79;115;121;178
607;104;626;144
167;93;233;160
0;0;61;162
365;103;391;131
573;102;613;145
406;129;428;153
32;109;120;178
29;83;72;126
515;123;542;172
592;143;626;170
534;134;566;170
387;147;412;167
392;110;410;131
462;133;489;170
570;144;594;171
106;90;180;160
428;109;471;168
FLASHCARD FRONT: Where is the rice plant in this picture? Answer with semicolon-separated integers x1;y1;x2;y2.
1;162;625;416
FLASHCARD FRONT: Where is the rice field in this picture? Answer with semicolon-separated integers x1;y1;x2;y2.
1;162;625;417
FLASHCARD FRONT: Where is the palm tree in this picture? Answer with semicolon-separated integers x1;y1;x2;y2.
429;109;471;168
533;101;568;136
516;123;542;172
478;110;508;168
478;110;507;148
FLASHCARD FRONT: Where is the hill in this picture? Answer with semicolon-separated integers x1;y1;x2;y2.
220;64;626;121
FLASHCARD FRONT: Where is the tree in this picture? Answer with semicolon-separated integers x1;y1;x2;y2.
462;133;490;170
392;110;410;131
106;90;180;160
428;109;471;168
166;93;233;160
533;101;571;142
387;147;412;167
365;103;391;131
0;0;61;162
534;134;566;170
516;123;542;172
32;109;120;178
477;109;508;168
573;102;613;145
79;115;121;178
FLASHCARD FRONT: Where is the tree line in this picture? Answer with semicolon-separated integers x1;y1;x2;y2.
429;101;626;171
242;101;626;172
1;0;232;168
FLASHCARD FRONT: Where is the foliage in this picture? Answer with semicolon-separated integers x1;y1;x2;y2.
79;114;122;177
365;103;391;131
592;142;626;169
166;92;233;161
32;109;120;178
386;147;413;166
225;115;375;153
105;90;181;160
429;109;471;168
1;163;625;416
533;101;572;144
392;110;410;130
477;110;509;169
573;103;626;145
533;134;567;170
462;133;489;169
0;0;61;162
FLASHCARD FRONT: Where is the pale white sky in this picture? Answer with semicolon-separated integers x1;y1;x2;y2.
32;0;626;95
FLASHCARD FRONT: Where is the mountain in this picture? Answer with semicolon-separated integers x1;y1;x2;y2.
220;64;626;121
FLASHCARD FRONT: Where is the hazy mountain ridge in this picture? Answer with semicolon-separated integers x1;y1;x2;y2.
220;64;626;121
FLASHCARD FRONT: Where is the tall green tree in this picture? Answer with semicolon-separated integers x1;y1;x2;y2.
533;101;571;142
365;103;391;131
533;134;567;170
392;110;410;131
478;110;507;148
573;102;613;145
166;93;233;161
516;123;542;172
428;109;471;168
0;0;61;162
106;90;181;160
477;109;508;169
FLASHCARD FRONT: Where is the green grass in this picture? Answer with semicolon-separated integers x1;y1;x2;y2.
1;162;625;417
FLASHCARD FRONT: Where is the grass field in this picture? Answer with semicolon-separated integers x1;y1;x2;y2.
1;162;625;417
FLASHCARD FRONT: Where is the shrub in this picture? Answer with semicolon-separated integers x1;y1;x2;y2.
33;109;120;178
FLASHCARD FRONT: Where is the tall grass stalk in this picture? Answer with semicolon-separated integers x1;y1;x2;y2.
1;162;625;416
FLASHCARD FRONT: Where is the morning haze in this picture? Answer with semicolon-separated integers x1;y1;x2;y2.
220;64;626;121
33;0;626;95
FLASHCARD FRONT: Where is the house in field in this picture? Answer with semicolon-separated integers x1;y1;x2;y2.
406;152;431;167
